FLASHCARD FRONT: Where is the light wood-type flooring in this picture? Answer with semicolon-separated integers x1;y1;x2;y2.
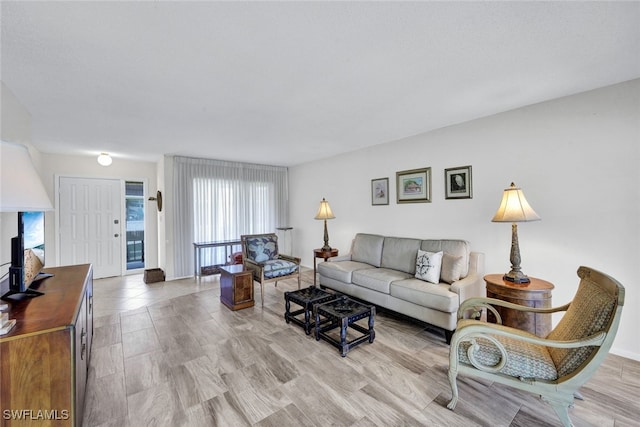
83;268;640;426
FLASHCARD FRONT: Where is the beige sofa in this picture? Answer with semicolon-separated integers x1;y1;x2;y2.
317;233;485;343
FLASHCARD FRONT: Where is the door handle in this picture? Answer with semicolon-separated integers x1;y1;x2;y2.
114;234;119;237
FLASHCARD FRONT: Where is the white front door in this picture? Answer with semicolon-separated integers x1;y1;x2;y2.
58;177;122;278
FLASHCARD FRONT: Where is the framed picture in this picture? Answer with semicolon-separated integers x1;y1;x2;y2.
445;165;472;199
371;177;389;205
396;167;431;203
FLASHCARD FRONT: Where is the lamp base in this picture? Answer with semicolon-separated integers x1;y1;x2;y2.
321;244;332;252
503;270;531;285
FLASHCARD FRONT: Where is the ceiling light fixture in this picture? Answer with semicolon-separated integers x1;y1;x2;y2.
97;153;112;166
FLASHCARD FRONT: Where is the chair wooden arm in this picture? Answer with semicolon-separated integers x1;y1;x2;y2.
458;297;571;322
244;258;260;266
278;254;301;263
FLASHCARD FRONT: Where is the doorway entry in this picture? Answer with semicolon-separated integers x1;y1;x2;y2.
58;177;123;279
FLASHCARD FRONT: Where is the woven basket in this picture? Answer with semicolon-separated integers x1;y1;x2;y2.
143;268;165;284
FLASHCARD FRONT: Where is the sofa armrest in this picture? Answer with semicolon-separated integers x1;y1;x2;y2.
450;273;485;304
467;251;485;277
449;252;486;304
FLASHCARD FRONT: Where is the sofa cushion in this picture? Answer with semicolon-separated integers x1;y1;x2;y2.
352;233;385;267
390;278;458;312
441;253;464;284
415;250;443;284
352;268;412;294
317;260;373;283
381;237;422;274
421;240;470;278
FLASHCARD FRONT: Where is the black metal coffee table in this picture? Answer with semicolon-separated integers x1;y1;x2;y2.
284;286;338;335
314;295;375;357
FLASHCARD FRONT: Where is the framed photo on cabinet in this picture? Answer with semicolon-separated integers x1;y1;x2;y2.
396;167;431;203
371;177;389;205
445;165;472;199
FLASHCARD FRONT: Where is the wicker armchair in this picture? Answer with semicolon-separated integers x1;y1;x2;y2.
241;233;301;306
447;266;625;427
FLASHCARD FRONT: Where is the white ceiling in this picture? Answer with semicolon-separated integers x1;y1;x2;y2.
2;1;639;167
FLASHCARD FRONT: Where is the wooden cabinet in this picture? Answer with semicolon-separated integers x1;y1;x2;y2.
220;265;254;310
0;264;93;427
485;274;554;337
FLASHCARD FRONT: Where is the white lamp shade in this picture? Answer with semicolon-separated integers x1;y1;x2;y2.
314;198;335;220
1;141;53;212
491;182;540;223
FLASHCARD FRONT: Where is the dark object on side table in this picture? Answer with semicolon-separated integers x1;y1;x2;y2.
284;286;338;335
314;295;375;357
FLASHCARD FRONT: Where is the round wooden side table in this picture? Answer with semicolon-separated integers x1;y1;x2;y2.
484;274;554;337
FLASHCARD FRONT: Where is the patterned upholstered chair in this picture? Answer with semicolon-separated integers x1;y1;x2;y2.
241;233;301;306
447;266;625;427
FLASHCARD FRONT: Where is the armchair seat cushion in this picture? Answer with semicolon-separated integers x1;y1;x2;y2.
457;332;558;381
261;259;298;279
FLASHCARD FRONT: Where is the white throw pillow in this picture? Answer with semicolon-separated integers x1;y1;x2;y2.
415;250;443;284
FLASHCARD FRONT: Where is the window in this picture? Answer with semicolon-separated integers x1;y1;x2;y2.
125;181;145;270
172;156;288;277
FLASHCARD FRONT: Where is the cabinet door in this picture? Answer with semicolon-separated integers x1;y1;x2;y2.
85;275;94;363
234;273;253;304
75;297;89;427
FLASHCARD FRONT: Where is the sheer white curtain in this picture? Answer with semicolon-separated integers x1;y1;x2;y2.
173;156;289;277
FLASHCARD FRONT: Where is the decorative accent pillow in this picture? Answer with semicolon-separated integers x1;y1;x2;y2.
415;250;443;284
246;236;279;262
441;252;464;284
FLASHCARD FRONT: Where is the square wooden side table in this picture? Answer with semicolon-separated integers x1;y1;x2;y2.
220;264;254;310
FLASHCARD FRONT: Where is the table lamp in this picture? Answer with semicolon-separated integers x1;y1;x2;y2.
491;182;540;284
1;141;53;212
314;198;335;251
1;141;53;301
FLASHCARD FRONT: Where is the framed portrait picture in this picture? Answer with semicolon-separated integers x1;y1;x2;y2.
445;165;472;199
371;177;389;205
396;167;431;203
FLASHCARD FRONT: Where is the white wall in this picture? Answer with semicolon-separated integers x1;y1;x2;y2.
2;80;161;278
38;153;160;271
289;79;640;360
1;82;36;272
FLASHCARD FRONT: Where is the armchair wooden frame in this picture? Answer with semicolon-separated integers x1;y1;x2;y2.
447;266;625;427
241;233;301;307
